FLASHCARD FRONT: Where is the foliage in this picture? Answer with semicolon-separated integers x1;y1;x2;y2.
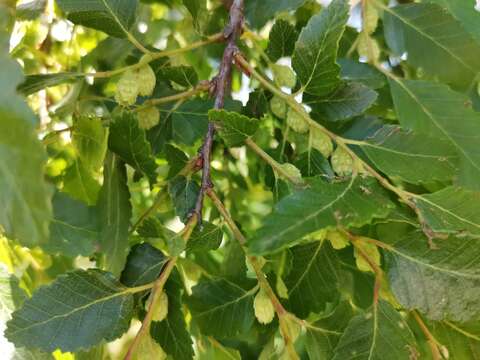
1;0;480;359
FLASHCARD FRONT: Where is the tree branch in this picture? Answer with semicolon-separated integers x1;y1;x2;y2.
192;0;244;222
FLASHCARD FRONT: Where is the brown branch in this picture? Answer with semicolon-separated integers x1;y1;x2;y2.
412;311;443;360
192;0;244;222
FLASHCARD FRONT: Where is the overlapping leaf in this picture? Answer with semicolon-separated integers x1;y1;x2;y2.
389;78;480;190
168;176;200;223
56;0;138;38
245;0;306;29
72;116;108;171
383;231;480;322
5;270;135;352
120;243;167;287
362;125;458;184
209;109;259;147
249;176;394;255
18;73;83;95
266;20;299;62
292;0;349;96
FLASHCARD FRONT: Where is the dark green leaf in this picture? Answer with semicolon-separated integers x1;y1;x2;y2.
266;20;299;62
209;109;259;147
120;243;167;287
389;78;480;190
294;150;335;178
292;0;349;97
56;0;138;38
172;99;212;146
151;271;194;360
156;65;198;88
187;222;223;253
187;278;256;338
426;321;480;359
168;176;200;223
338;59;385;89
5;269;135;352
383;3;480;89
18;73;83;95
249;176;394;255
414;187;480;239
46;192;98;257
306;82;378;122
362;125;458;184
245;0;306;29
98;153;132;276
165;144;189;179
109;112;157;184
384;230;480;322
285;241;340;317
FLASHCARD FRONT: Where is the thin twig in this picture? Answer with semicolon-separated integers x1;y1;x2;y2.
412;311;442;360
192;0;245;222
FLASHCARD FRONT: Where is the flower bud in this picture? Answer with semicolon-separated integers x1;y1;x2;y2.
137;106;160;130
137;63;156;96
254;289;275;325
286;108;309;133
270;96;288;119
145;290;169;322
310;127;333;158
115;70;139;106
331;146;354;176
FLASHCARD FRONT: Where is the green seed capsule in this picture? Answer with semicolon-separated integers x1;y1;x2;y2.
286;108;309;133
145;290;169;322
331;146;354;176
270;96;288;119
137;62;156;96
272;64;297;89
137;106;160;130
310;127;333;158
254;289;275;324
115;70;139;106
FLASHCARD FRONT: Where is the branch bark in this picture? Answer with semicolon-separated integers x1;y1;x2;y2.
193;0;244;220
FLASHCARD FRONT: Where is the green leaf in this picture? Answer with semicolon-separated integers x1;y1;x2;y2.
197;338;241;360
292;0;349;97
428;0;480;43
98;153;132;276
5;269;136;352
413;186;480;239
245;0;306;29
62;159;101;206
383;230;480;322
361;125;458;184
306;82;378;122
208;109;259;147
172;99;212;146
151;271;194;360
168;176;200;223
426;321;480;359
332;301;417;359
305;301;354;360
156;65;198;88
109;112;157;184
186;278;256;338
383;3;480;89
17;73;83;95
56;0;138;38
120;243;167;287
294;150;335;178
284;241;340;318
165;144;188;179
45;192;98;257
187;222;223;253
249;176;394;255
389;78;480;190
16;0;47;21
0;65;52;247
182;0;211;34
266;20;299;62
72;116;109;171
338;59;386;90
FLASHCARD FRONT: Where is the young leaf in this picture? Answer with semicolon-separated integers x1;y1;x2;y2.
266;20;299;62
120;243;167;287
384;231;480;322
186;278;256;338
389;78;480;190
62;159;101;206
249;177;394;255
414;186;480;238
332;301;417;359
98;153;132;276
208;109;259;147
361;125;458;184
46;192;99;257
306;82;378;122
5;269;136;352
56;0;138;38
292;0;349;96
168;176;200;223
108;112;157;184
285;241;340;317
151;271;194;360
72;116;109;171
383;3;480;89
